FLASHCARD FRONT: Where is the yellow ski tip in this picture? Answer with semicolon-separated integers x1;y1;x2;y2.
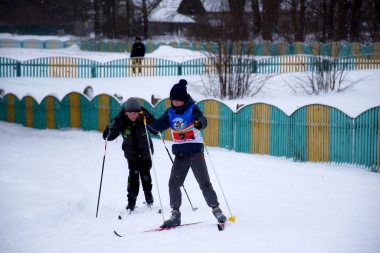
228;216;236;222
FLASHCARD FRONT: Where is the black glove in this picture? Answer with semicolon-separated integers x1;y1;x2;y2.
194;119;203;130
139;109;153;124
102;126;110;140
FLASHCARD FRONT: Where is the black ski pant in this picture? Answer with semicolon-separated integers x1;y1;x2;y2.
127;158;152;201
169;151;219;210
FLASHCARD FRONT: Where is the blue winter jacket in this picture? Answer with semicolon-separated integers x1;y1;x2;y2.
148;96;207;156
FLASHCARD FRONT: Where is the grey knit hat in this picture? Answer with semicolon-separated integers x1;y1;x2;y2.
124;97;141;112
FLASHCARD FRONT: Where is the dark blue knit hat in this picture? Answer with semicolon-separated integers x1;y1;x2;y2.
170;79;188;102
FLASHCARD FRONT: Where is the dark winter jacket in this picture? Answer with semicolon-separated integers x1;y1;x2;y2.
107;107;155;161
148;96;207;156
130;42;145;58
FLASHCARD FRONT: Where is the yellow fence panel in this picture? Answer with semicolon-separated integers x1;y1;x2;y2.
98;95;110;131
49;57;78;78
26;96;34;127
46;96;55;129
7;94;15;123
203;100;220;147
69;93;80;128
307;105;330;162
251;104;270;155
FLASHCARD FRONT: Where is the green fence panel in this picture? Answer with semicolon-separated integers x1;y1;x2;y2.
269;106;290;158
289;107;307;162
329;107;353;165
353;107;379;171
235;105;252;153
0;57;19;77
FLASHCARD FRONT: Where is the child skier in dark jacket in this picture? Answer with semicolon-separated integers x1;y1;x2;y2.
142;79;227;228
102;97;156;212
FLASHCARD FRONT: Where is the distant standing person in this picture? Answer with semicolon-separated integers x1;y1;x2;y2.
130;37;145;75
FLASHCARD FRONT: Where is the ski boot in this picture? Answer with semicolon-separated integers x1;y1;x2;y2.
212;206;227;231
126;196;137;213
159;209;181;228
145;192;154;208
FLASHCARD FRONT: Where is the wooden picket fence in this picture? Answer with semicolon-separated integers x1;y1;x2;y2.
0;93;379;172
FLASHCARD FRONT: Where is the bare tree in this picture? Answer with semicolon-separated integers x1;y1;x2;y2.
94;0;101;38
261;0;282;41
285;53;364;95
133;0;163;39
250;0;262;38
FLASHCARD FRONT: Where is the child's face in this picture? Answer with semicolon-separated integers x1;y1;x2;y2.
172;100;185;107
125;111;139;121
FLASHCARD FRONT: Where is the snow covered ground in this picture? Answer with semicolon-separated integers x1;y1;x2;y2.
1;34;380;253
1;122;380;253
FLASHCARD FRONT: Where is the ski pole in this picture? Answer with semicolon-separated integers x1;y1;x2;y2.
158;132;198;211
195;122;236;222
96;129;111;218
141;116;165;222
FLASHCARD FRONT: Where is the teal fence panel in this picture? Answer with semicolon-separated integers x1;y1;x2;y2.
219;103;234;150
86;97;100;130
64;40;77;48
339;44;352;57
0;39;22;48
44;40;64;49
269;106;290;158
35;98;47;129
181;58;206;75
0;96;6;121
155;59;179;76
257;56;279;73
235;105;252;153
97;59;128;78
289;107;307;162
0;57;19;77
13;96;23;125
353;108;379;171
21;58;49;77
21;40;44;49
56;95;71;129
77;58;98;78
329;108;353;165
110;97;122;120
79;96;94;131
360;44;374;55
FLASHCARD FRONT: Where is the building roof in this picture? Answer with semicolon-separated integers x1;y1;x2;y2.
149;0;196;23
